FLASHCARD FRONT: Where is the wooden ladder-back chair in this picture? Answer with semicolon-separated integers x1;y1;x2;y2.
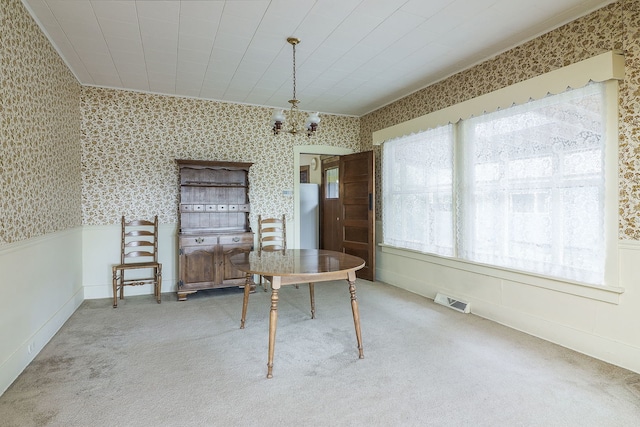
112;216;162;308
258;215;286;291
257;215;315;317
258;214;287;251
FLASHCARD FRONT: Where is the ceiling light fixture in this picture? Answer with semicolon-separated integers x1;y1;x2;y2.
271;37;320;137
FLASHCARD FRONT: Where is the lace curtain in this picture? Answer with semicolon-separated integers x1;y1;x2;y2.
382;82;607;285
458;83;606;284
382;125;454;256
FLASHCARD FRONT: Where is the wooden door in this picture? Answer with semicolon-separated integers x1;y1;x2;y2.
339;151;375;281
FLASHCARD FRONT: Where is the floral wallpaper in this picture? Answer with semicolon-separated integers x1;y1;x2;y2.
4;0;640;244
361;0;640;240
1;0;81;245
618;0;640;239
80;88;360;226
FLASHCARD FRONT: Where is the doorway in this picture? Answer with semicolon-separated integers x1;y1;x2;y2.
294;146;376;281
293;145;353;249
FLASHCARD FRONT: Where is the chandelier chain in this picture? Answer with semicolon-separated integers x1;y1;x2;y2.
291;41;297;103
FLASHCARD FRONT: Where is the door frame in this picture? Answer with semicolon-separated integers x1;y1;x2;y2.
293;145;354;249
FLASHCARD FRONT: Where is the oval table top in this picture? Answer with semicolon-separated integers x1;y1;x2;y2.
228;249;365;278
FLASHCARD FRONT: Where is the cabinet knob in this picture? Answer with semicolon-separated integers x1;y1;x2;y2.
195;237;204;243
232;237;240;242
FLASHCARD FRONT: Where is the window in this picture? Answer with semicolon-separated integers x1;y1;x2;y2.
382;125;454;256
325;167;339;199
382;82;610;285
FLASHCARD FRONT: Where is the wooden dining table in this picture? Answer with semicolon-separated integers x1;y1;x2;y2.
228;248;366;378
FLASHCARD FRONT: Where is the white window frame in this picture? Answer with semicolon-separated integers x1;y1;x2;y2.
374;52;624;303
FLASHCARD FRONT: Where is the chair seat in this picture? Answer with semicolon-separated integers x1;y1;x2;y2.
113;261;161;270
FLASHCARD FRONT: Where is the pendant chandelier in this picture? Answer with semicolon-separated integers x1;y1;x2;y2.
271;37;320;137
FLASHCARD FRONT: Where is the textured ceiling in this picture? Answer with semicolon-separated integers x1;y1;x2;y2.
23;0;615;117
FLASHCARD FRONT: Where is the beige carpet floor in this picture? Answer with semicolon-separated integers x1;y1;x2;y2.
1;280;639;426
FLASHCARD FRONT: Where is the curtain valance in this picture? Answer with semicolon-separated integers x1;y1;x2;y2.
372;51;625;145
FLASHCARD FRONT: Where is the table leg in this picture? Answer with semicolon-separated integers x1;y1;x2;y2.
240;273;251;329
349;279;364;359
309;283;315;319
267;288;279;379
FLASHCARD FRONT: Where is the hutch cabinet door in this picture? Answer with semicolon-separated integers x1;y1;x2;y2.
220;233;254;283
179;244;218;300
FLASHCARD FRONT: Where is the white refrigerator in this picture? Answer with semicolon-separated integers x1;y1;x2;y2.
299;183;319;249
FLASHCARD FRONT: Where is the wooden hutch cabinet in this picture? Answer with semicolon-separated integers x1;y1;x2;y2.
176;160;254;301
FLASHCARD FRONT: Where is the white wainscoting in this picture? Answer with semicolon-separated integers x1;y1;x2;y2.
0;228;84;395
375;222;640;374
82;223;178;300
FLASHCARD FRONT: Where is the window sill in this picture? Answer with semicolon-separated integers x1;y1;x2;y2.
379;244;624;304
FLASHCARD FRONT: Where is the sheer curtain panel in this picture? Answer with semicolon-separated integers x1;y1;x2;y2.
382;125;454;256
457;83;606;284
